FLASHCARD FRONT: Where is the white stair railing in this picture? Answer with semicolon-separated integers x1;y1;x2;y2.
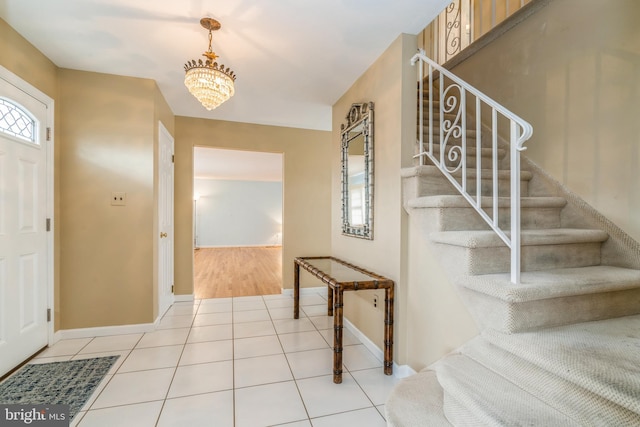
411;49;533;284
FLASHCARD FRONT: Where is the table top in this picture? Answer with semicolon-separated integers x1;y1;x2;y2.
295;256;393;287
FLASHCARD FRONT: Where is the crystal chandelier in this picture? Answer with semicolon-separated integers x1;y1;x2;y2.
184;18;236;110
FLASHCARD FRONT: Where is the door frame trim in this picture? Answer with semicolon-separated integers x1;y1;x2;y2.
0;65;55;346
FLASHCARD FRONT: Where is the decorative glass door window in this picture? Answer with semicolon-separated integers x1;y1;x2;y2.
0;98;37;143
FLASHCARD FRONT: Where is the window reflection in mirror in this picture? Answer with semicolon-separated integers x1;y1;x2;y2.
348;132;365;226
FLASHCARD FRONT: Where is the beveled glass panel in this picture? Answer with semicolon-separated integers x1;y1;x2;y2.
0;98;36;143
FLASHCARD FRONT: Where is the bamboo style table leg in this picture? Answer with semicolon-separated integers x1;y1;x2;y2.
333;286;344;384
294;262;300;319
327;284;334;316
384;286;394;375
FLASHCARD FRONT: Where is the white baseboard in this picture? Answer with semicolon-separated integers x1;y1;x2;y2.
393;364;417;378
343;317;415;379
55;322;156;340
282;286;415;378
51;291;417;379
174;294;195;302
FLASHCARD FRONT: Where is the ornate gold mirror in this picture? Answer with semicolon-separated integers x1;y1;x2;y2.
341;102;374;239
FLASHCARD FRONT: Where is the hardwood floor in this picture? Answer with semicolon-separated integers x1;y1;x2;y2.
194;246;282;299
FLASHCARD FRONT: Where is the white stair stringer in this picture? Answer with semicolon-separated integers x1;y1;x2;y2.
434;354;581;427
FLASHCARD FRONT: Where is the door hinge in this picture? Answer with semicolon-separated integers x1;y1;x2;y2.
47;308;51;322
171;154;175;163
171;285;174;293
46;218;51;232
46;127;51;141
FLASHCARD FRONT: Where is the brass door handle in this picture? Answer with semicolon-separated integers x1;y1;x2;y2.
160;232;168;238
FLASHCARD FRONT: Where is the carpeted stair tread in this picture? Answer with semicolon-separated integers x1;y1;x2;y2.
385;370;452;427
482;315;640;416
401;165;533;181
435;354;581;426
406;195;566;232
408;194;566;210
461;336;640;426
430;228;609;248
423;144;506;160
460;265;640;302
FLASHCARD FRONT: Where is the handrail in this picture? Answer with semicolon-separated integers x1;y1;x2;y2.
411;49;533;284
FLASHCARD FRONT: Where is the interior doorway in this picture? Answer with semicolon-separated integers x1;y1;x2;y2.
193;147;283;298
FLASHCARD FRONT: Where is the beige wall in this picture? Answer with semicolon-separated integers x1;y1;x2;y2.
450;0;640;243
58;69;159;328
2;19;175;330
333;34;478;370
173;117;331;296
332;35;407;361
0;19;57;98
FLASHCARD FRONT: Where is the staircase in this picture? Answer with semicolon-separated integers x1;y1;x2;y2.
385;53;640;426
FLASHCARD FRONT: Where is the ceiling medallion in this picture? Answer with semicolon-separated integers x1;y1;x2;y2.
184;17;236;110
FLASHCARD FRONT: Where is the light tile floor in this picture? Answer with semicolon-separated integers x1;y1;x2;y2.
32;292;400;427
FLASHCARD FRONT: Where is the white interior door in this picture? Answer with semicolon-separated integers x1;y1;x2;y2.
158;122;174;317
0;76;49;377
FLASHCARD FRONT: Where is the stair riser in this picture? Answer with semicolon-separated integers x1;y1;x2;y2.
403;173;530;201
434;242;602;275
409;206;562;232
460;286;640;333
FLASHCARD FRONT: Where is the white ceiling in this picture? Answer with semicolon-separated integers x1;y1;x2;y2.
0;0;449;131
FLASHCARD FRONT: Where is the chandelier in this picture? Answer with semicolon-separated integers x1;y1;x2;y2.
184;17;236;110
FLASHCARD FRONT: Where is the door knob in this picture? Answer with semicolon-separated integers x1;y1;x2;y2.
160;232;167;238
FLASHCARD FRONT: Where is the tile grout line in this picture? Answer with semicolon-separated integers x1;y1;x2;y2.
231;296;237;427
272;293;313;426
152;298;201;426
54;292;389;426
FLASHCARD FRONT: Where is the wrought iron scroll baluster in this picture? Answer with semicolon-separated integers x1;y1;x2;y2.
411;49;533;284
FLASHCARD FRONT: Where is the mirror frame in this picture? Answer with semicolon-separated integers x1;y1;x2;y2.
340;102;374;240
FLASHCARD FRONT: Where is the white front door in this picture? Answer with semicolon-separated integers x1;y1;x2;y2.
157;122;174;317
0;75;50;377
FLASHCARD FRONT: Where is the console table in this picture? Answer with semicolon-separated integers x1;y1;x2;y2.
293;256;394;383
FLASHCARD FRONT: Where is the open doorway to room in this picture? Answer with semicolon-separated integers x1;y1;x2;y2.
193;147;283;298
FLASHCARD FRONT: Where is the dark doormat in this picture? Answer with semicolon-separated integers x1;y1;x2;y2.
0;356;118;420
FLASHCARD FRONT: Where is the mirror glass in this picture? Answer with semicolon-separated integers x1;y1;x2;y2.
341;102;373;239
